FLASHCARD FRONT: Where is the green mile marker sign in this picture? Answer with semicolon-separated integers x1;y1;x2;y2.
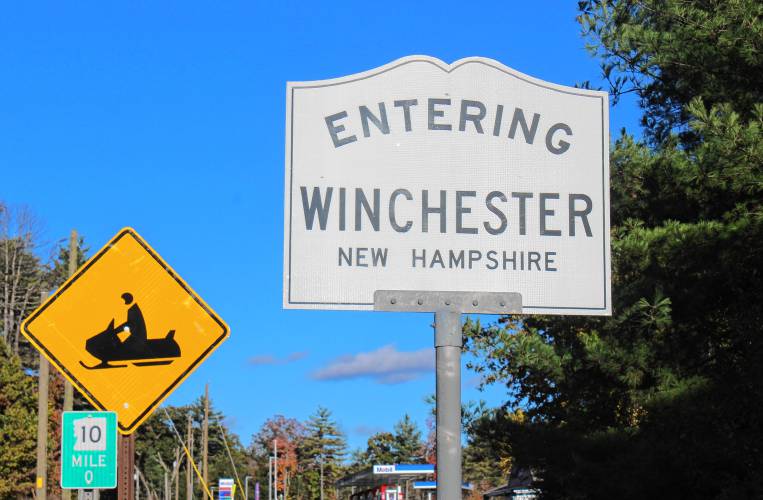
61;411;117;489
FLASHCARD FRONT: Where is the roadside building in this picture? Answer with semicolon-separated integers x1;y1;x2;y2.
336;464;472;500
482;468;538;500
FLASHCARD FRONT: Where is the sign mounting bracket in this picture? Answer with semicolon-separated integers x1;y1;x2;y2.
373;290;521;315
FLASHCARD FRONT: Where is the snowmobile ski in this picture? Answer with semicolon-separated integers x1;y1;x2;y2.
79;360;128;370
132;359;174;367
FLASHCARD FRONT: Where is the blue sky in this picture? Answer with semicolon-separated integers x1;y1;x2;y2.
1;2;640;453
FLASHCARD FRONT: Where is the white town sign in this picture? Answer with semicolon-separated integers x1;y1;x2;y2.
284;56;610;315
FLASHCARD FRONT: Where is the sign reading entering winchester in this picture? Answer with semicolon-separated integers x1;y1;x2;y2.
284;56;611;314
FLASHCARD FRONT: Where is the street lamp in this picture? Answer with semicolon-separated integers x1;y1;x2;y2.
245;476;253;500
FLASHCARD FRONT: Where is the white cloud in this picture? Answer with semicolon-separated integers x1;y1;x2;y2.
248;354;277;365
354;425;386;436
311;345;434;384
248;351;308;366
286;351;309;362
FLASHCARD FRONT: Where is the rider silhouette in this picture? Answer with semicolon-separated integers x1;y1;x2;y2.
80;291;181;369
115;292;147;347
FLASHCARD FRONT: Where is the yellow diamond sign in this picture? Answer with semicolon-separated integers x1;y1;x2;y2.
22;228;229;434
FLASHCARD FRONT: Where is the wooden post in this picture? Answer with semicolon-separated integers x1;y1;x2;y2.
118;434;135;500
186;416;194;500
155;453;171;500
35;291;49;500
174;448;181;500
63;229;77;500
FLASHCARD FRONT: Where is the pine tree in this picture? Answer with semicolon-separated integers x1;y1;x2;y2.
350;415;423;472
352;432;396;469
0;337;37;498
391;415;422;463
299;407;347;500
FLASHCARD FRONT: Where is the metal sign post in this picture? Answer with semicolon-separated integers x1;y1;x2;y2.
117;433;134;500
375;291;522;500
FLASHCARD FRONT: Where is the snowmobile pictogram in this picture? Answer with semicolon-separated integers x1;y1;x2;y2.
79;292;181;370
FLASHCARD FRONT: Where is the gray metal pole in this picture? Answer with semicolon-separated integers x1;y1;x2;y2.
373;291;520;500
273;439;278;500
434;310;462;500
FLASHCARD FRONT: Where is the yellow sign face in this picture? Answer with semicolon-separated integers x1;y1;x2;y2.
22;228;229;434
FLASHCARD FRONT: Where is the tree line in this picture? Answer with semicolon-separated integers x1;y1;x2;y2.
4;1;761;497
0;204;501;499
463;1;762;498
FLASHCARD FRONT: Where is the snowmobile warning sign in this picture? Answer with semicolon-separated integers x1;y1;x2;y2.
22;228;229;434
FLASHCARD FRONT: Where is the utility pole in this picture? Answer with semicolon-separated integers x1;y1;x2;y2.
174;448;181;500
203;383;209;499
186;416;194;500
165;470;170;500
157;454;170;500
35;290;49;500
273;439;278;500
268;458;272;500
63;229;77;500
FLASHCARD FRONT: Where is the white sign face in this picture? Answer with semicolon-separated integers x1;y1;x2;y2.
284;56;610;315
73;416;107;451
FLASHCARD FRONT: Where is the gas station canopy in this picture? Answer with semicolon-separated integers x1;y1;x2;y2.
336;464;435;489
337;464;472;500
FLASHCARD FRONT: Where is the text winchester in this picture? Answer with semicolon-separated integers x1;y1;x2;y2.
301;187;594;237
